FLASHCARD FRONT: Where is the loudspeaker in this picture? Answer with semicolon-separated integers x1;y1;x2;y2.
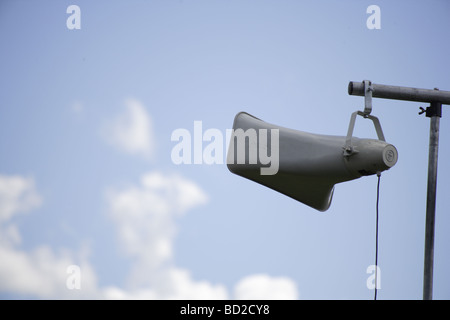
226;112;397;211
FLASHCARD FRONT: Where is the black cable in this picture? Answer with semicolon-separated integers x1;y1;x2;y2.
374;172;381;300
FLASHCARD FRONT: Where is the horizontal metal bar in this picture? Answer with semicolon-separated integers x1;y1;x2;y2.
348;81;450;105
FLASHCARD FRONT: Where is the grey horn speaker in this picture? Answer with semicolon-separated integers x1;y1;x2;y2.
226;112;397;212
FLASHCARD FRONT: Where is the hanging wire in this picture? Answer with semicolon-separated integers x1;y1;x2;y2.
374;172;381;300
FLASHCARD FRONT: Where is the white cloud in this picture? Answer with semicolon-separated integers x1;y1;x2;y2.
0;245;99;299
105;171;299;300
0;175;41;248
234;274;299;300
0;168;299;299
0;174;99;299
157;267;228;299
102;99;154;159
107;171;208;265
105;171;224;298
0;175;42;224
102;267;228;300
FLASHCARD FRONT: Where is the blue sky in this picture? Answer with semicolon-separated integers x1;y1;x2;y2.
0;0;449;299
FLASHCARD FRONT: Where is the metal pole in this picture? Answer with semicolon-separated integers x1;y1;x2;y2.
423;101;442;300
349;81;446;300
348;81;450;105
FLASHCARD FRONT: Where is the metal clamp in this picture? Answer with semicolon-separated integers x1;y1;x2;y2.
419;101;442;118
363;80;373;116
343;111;386;156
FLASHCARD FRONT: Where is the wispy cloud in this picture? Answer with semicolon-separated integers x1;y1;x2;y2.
0;171;299;299
104;171;299;300
0;175;98;298
106;171;209;267
102;99;155;159
104;171;226;299
0;175;42;224
234;273;299;299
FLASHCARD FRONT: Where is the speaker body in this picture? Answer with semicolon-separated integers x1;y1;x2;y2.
227;112;397;211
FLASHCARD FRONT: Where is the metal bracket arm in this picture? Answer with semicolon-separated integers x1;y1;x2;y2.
344;111;386;156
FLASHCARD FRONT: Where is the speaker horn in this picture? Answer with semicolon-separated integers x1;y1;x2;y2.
226;112;398;212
